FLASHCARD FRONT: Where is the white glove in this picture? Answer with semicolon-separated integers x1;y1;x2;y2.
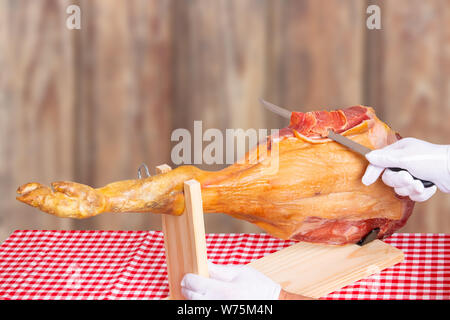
362;137;450;202
181;262;281;300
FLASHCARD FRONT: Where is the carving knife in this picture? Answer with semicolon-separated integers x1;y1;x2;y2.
259;98;434;188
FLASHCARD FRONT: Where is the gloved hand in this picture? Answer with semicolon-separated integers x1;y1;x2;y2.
181;262;281;300
362;137;450;202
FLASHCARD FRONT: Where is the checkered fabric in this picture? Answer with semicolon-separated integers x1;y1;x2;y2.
0;230;448;300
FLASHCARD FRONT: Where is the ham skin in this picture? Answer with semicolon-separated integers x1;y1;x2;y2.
16;105;415;245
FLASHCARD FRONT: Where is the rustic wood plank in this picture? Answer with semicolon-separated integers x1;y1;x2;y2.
250;239;404;298
172;0;270;234
157;165;209;300
365;0;450;233
0;0;76;242
172;0;270;147
74;0;173;230
267;0;365;114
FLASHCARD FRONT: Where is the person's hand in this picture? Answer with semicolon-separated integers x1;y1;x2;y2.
181;262;281;300
362;137;450;201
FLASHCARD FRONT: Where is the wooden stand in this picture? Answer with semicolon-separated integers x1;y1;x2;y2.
157;164;404;299
156;165;209;300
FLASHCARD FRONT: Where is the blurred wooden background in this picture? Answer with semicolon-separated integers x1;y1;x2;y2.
0;0;449;242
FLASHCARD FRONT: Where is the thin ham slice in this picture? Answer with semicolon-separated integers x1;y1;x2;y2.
289;106;370;138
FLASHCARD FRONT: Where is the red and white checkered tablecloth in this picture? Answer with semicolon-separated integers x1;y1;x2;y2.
0;230;448;300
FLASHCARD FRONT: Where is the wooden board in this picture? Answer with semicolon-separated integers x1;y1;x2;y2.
249;239;404;299
157;165;209;300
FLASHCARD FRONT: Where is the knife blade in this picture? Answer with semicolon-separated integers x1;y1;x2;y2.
327;129;434;188
259;98;292;119
327;129;372;156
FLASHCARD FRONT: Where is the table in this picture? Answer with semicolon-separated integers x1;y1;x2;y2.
0;230;448;300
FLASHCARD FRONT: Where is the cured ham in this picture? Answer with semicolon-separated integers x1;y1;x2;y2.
16;105;414;245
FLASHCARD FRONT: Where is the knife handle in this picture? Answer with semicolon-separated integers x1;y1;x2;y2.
388;167;435;188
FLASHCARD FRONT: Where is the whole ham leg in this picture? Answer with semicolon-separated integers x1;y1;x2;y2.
17;106;414;245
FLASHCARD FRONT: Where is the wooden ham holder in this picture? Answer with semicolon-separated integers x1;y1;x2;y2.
156;164;404;300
